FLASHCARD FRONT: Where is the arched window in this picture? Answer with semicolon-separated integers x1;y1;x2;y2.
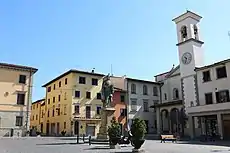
181;26;187;41
153;86;158;96
131;83;136;94
193;25;198;39
143;85;148;95
173;88;179;100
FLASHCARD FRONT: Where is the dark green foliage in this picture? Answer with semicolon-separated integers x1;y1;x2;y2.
108;117;121;144
131;118;146;140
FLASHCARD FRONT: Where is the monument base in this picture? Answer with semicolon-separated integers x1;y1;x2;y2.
97;107;115;140
90;107;115;145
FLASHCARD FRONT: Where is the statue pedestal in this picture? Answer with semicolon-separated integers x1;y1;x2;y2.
97;107;116;140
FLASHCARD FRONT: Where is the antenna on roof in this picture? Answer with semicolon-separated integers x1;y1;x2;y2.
228;31;230;41
111;64;113;76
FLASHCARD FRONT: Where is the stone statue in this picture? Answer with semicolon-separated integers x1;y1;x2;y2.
101;74;114;107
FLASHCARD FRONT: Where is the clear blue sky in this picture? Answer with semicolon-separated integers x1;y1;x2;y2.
1;0;230;101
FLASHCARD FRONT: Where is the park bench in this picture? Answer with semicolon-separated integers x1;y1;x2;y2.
160;135;177;143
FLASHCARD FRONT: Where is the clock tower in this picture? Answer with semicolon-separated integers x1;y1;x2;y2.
173;11;204;109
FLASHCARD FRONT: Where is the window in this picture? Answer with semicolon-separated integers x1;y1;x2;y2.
15;116;23;126
64;105;67;115
19;75;26;84
143;100;149;112
92;78;98;86
131;99;137;111
205;93;213;105
53;84;56;90
33;105;35;109
32;115;34;120
52;108;55;117
37;104;38;108
75;105;80;114
164;93;167;100
86;106;91;118
48;86;51;92
65;78;68;85
58;95;61;101
216;90;230;103
79;77;86;84
173;88;179;100
203;70;211;82
36;115;38;120
120;108;127;116
57;109;60;116
48;98;50;104
17;93;25;105
120;95;125;102
64;122;66;129
216;66;227;79
59;81;61;87
97;93;101;99
53;97;55;103
131;84;136;94
47;110;50;117
86;92;91;99
41;110;44;118
143;85;148;95
153;87;158;96
75;91;80;98
64;92;67;100
96;106;101;115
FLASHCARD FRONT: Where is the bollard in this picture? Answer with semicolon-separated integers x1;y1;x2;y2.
77;135;79;144
89;135;91;145
83;134;85;143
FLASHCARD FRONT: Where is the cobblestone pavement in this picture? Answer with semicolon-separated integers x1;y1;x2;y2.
0;137;230;153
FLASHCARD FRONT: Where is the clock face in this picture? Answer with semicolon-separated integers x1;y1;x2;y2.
181;52;192;65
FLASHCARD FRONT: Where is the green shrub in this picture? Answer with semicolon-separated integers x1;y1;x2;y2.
131;118;146;140
108;117;121;139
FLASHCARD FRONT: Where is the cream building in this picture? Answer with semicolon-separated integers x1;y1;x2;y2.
153;10;230;140
0;63;37;137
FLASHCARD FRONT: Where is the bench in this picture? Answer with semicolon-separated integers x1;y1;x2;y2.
160;135;177;143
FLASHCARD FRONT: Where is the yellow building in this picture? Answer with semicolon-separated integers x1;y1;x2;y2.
42;69;104;136
30;98;45;133
0;62;37;136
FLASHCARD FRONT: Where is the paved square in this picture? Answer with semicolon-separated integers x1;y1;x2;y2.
0;137;230;153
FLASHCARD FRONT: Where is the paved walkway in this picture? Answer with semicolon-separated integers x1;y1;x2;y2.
0;137;230;153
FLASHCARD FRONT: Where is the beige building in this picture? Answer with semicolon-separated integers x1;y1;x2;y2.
0;63;37;137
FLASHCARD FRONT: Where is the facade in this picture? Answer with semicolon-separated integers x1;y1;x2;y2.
125;78;160;134
112;88;127;135
30;98;45;133
41;69;105;136
153;10;230;140
0;63;37;136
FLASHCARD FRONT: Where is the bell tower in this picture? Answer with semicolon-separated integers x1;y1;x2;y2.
173;10;204;110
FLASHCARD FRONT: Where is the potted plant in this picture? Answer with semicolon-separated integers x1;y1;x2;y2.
130;118;146;152
108;117;121;148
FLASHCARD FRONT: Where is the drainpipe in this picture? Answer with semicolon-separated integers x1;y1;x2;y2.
126;80;129;131
25;68;32;135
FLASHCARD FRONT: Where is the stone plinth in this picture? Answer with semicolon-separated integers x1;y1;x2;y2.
96;107;116;140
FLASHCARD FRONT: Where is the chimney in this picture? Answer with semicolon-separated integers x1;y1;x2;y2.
92;68;95;73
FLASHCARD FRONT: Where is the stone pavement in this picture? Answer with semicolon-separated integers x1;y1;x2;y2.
0;137;230;153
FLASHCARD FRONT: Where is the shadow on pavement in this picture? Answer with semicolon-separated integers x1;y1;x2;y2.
177;141;230;147
36;142;79;146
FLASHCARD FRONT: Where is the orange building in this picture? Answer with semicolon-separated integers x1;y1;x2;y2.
112;87;127;134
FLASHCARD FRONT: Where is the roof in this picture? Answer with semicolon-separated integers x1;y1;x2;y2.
32;98;45;104
172;10;202;23
195;58;230;71
154;71;170;77
42;69;105;87
126;77;160;85
0;62;38;73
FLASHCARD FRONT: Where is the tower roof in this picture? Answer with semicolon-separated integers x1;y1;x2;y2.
172;10;202;24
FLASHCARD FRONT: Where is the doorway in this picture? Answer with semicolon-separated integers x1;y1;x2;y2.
74;121;79;135
57;122;60;135
144;120;149;133
46;123;50;135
